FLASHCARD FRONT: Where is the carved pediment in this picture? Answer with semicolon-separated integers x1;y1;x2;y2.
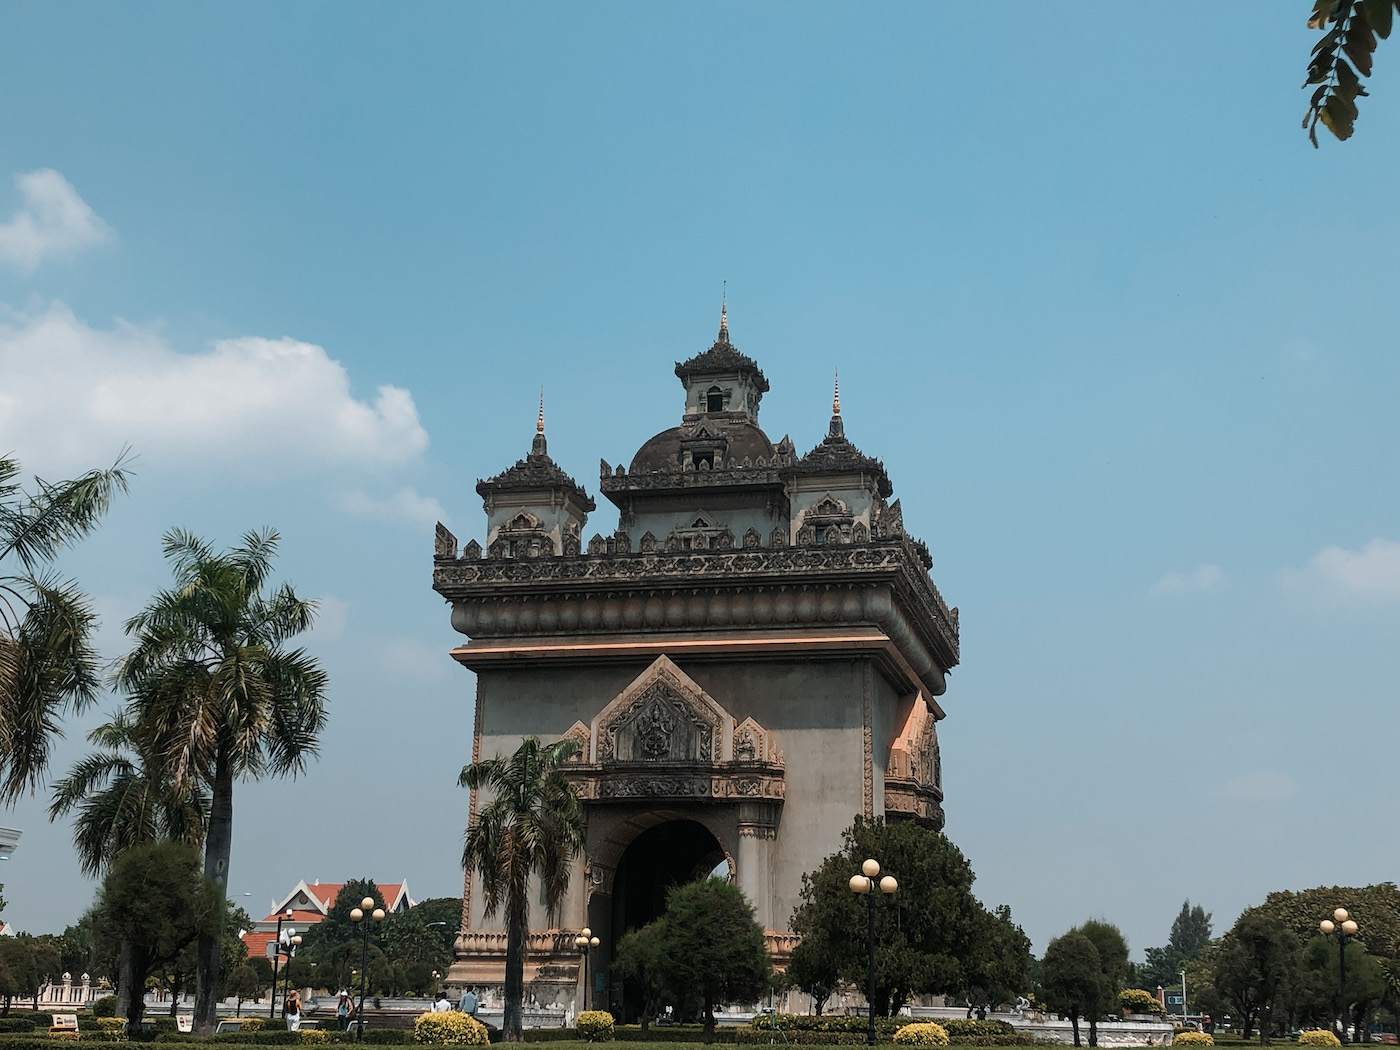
561;720;590;763
889;693;939;789
733;717;781;764
593;656;731;764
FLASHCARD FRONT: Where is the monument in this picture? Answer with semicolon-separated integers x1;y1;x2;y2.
432;306;959;1015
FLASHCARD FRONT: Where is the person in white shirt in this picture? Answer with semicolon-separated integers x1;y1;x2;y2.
432;993;452;1012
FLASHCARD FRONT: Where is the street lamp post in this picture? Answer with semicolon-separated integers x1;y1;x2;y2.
848;858;898;1047
351;898;386;1043
1179;971;1187;1028
269;910;292;1019
1320;908;1359;1044
573;928;599;1011
280;933;302;1020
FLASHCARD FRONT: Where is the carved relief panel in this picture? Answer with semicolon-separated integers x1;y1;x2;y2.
593;656;730;764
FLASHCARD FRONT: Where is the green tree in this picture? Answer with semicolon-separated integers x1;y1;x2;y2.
613;922;669;1034
49;710;209;1020
1140;901;1215;995
0;453;129;803
1042;931;1101;1048
645;878;771;1043
1213;910;1301;1044
49;712;209;873
966;905;1034;1013
460;736;584;1042
117;528;328;1034
784;926;839;1016
1303;1;1400;145
382;906;454;974
1078;921;1129;1047
225;964;264;1016
1254;884;1400;960
789;817;1029;1016
89;840;222;1033
1302;934;1387;1038
1171;903;1214;960
0;938;38;1015
301;880;387;992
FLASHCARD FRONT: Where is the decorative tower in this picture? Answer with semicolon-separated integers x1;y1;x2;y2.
472;397;595;560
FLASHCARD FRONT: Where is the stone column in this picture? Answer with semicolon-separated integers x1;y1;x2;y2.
736;803;779;931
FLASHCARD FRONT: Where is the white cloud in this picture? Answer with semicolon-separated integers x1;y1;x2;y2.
1219;772;1298;803
0;302;428;473
1149;563;1222;595
339;487;446;529
0;170;112;271
1283;538;1400;603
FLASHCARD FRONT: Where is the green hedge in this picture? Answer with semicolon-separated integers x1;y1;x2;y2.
0;1022;38;1034
157;1033;408;1048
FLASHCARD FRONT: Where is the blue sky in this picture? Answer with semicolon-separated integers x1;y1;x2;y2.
2;1;1398;960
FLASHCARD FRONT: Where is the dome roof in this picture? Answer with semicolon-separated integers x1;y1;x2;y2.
629;421;777;474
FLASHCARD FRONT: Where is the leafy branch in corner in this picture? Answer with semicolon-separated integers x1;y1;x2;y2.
1304;0;1397;145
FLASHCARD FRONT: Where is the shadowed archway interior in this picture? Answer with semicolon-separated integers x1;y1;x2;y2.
609;819;728;1018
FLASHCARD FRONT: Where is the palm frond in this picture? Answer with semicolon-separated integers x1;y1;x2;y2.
0;451;131;572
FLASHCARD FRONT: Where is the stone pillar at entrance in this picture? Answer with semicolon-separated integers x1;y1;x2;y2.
736;803;778;932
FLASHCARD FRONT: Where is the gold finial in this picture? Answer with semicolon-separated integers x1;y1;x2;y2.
719;281;728;336
537;389;545;434
833;369;840;415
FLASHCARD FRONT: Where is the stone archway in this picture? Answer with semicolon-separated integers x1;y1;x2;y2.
605;818;731;1022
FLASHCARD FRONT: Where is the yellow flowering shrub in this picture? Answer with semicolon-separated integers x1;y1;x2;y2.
92;1018;128;1040
576;1010;616;1042
414;1012;490;1046
1175;1033;1214;1046
1298;1032;1342;1047
296;1031;330;1044
892;1022;950;1046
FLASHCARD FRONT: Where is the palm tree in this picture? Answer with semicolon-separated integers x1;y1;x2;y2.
0;453;130;803
117;527;327;1034
49;711;208;876
460;736;585;1042
48;710;208;1021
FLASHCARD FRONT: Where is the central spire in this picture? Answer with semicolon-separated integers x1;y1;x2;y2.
828;369;845;441
532;389;547;455
718;281;728;343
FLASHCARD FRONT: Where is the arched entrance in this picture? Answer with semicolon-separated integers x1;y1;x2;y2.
609;819;729;1020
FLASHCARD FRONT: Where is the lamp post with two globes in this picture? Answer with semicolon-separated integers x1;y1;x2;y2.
574;928;600;1011
1320;908;1359;1044
280;932;302;1020
848;859;898;1047
351;898;386;1043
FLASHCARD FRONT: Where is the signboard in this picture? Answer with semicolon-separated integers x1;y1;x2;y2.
1166;995;1184;1006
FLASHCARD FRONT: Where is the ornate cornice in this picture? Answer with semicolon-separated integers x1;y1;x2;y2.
563;762;786;803
600;466;788;494
883;779;946;830
433;539;959;676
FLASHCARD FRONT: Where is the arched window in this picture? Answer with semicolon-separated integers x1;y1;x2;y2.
706;386;724;413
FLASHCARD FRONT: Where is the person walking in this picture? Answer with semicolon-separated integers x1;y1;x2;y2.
458;986;479;1018
336;991;353;1032
432;992;452;1012
283;990;302;1032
